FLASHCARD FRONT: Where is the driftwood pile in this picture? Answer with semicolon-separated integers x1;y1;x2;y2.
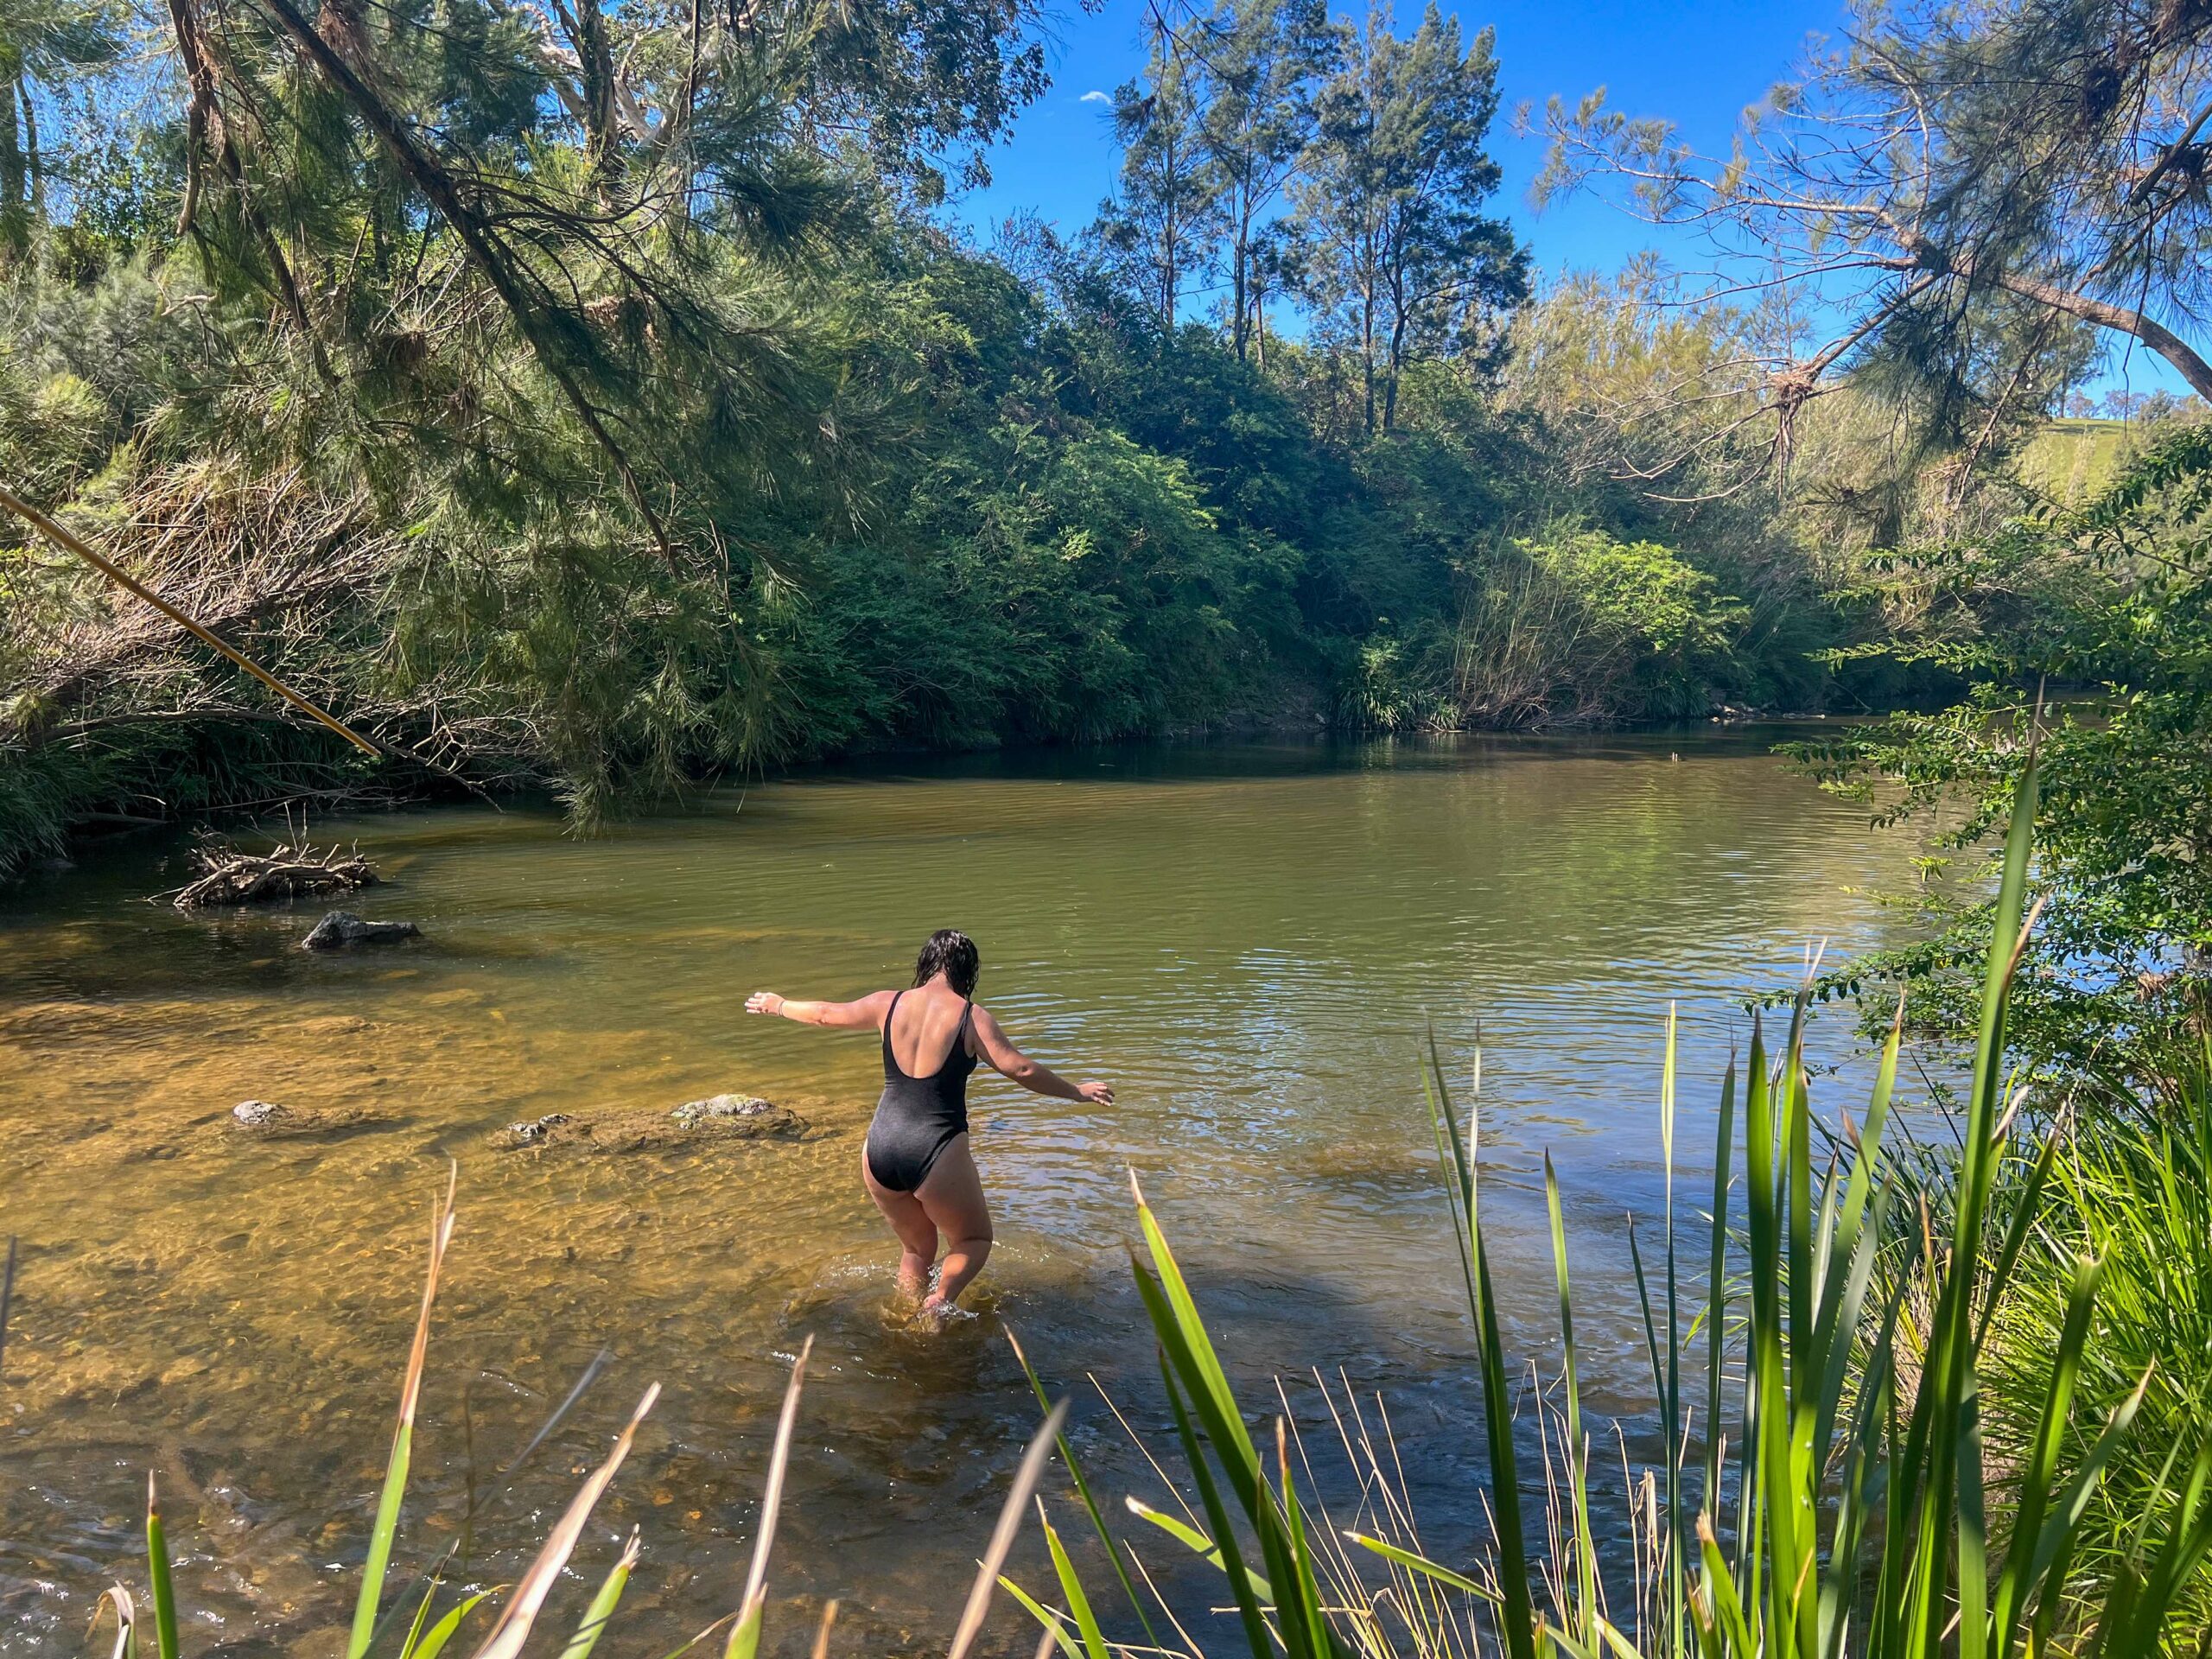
168;833;379;909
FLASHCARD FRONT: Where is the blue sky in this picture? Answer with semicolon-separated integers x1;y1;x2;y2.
941;0;2190;399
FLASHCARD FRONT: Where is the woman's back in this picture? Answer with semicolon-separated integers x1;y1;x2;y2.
883;985;976;1077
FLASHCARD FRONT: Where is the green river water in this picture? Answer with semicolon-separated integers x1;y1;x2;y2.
0;730;1917;1656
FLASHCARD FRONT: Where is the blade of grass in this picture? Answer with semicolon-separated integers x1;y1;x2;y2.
1129;1171;1263;1508
1038;1501;1112;1659
144;1476;179;1659
1694;1517;1755;1657
1703;1056;1735;1541
471;1382;660;1659
351;1173;459;1659
1992;1256;2100;1659
1544;1154;1597;1647
1128;1497;1221;1563
95;1586;136;1659
1152;1344;1276;1657
556;1529;640;1659
2100;1443;2212;1655
947;1398;1070;1659
1275;1418;1333;1659
1127;1497;1278;1607
1007;1327;1160;1649
725;1335;813;1659
1343;1535;1500;1605
396;1552;455;1659
996;1573;1083;1659
1418;1033;1536;1659
499;1350;613;1481
1660;1005;1686;1659
406;1590;495;1659
0;1235;17;1383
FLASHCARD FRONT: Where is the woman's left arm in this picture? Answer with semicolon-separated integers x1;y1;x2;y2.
746;988;894;1030
970;1007;1114;1103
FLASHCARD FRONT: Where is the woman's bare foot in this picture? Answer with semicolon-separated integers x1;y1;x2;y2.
893;1249;933;1300
917;1294;970;1329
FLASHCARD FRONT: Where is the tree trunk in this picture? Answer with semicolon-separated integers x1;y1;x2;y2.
0;74;26;265
1361;283;1376;434
22;85;42;219
568;0;622;192
1230;188;1252;359
1382;262;1408;433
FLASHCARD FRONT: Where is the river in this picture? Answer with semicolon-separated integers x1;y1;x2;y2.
0;729;1916;1656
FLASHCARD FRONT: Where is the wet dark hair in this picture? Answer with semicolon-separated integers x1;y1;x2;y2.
912;928;981;995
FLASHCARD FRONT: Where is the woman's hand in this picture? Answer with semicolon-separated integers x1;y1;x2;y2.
745;991;785;1017
1077;1080;1115;1105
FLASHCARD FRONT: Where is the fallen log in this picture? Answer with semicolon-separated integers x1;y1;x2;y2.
167;835;379;908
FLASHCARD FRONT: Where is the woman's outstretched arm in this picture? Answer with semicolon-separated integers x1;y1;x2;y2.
970;1007;1114;1103
745;988;895;1030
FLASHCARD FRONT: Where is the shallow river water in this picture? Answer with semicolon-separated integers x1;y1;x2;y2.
0;730;1916;1656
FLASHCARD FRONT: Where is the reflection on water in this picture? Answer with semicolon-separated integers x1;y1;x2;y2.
0;731;1914;1654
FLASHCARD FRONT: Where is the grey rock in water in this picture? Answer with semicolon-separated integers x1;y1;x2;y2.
493;1096;806;1154
301;911;422;950
501;1112;578;1146
671;1094;806;1138
671;1093;772;1127
226;1099;386;1138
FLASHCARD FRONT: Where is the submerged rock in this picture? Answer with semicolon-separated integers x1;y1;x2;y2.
493;1096;807;1153
226;1099;387;1138
301;911;421;950
497;1113;585;1149
671;1093;795;1132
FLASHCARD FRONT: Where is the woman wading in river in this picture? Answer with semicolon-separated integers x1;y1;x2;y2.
746;930;1113;1322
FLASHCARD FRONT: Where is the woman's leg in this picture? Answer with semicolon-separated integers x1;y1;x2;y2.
915;1134;992;1313
861;1143;938;1298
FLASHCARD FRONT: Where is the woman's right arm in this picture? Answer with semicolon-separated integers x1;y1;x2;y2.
745;988;895;1030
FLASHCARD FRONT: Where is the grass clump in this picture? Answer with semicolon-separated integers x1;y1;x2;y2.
1982;1049;2212;1652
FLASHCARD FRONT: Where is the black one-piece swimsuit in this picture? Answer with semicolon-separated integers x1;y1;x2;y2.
865;991;978;1193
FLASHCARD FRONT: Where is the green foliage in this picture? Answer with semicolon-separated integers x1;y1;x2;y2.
1533;0;2212;490
1985;1050;2212;1651
1788;423;2212;1068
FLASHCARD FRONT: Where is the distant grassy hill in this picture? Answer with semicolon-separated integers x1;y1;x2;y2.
2018;417;2131;500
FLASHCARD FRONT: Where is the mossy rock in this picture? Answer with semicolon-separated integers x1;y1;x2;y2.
493;1096;807;1154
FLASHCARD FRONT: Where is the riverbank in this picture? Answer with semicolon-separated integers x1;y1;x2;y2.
0;684;1880;892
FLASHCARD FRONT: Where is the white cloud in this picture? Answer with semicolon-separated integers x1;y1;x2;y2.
1079;89;1110;104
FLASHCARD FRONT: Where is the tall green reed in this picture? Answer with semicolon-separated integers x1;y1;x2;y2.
1008;754;2212;1656
1981;1042;2212;1651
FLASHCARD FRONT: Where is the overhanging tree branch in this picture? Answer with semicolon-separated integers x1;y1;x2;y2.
251;0;683;567
1980;268;2212;402
0;482;379;756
